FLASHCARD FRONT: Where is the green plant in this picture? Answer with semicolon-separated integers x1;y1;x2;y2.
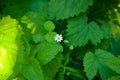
0;0;120;80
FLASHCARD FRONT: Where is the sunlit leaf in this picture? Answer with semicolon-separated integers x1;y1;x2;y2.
0;16;23;80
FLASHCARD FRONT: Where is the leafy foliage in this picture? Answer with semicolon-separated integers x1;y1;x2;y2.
0;0;120;80
22;59;44;80
36;42;63;65
66;15;103;47
49;0;93;20
105;57;120;74
83;49;115;80
0;16;23;80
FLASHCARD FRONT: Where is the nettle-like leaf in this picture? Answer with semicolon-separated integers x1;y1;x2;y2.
22;59;44;80
36;42;63;65
83;49;115;80
66;15;103;47
0;16;23;80
49;0;93;20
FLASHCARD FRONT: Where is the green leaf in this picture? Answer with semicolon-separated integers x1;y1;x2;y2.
45;32;56;43
105;57;120;74
99;64;116;80
42;53;62;80
49;0;93;20
21;59;44;80
83;49;115;80
32;33;45;43
108;76;120;80
83;51;98;80
44;21;55;31
66;15;103;47
0;16;23;80
37;42;63;65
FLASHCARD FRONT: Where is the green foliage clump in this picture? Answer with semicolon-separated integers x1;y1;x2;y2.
0;0;120;80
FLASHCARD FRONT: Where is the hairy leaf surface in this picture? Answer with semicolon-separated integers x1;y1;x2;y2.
66;16;103;47
83;49;115;80
49;0;93;20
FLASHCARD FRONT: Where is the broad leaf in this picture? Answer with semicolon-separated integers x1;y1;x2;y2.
21;59;44;80
37;42;63;65
0;16;23;80
66;15;103;47
49;0;93;20
83;49;115;80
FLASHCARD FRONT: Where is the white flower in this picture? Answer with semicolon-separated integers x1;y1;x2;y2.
54;34;63;42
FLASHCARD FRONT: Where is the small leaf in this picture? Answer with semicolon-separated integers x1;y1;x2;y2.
37;42;63;65
21;59;44;80
83;49;115;80
44;21;55;31
45;32;56;43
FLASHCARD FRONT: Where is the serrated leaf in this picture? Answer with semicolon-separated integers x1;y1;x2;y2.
37;42;63;65
83;49;115;80
83;51;98;80
105;57;120;74
42;53;62;80
66;15;103;47
49;0;93;20
21;59;44;80
0;16;23;80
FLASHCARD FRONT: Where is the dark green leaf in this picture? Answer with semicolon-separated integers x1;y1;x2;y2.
49;0;93;20
83;49;115;80
66;15;103;47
